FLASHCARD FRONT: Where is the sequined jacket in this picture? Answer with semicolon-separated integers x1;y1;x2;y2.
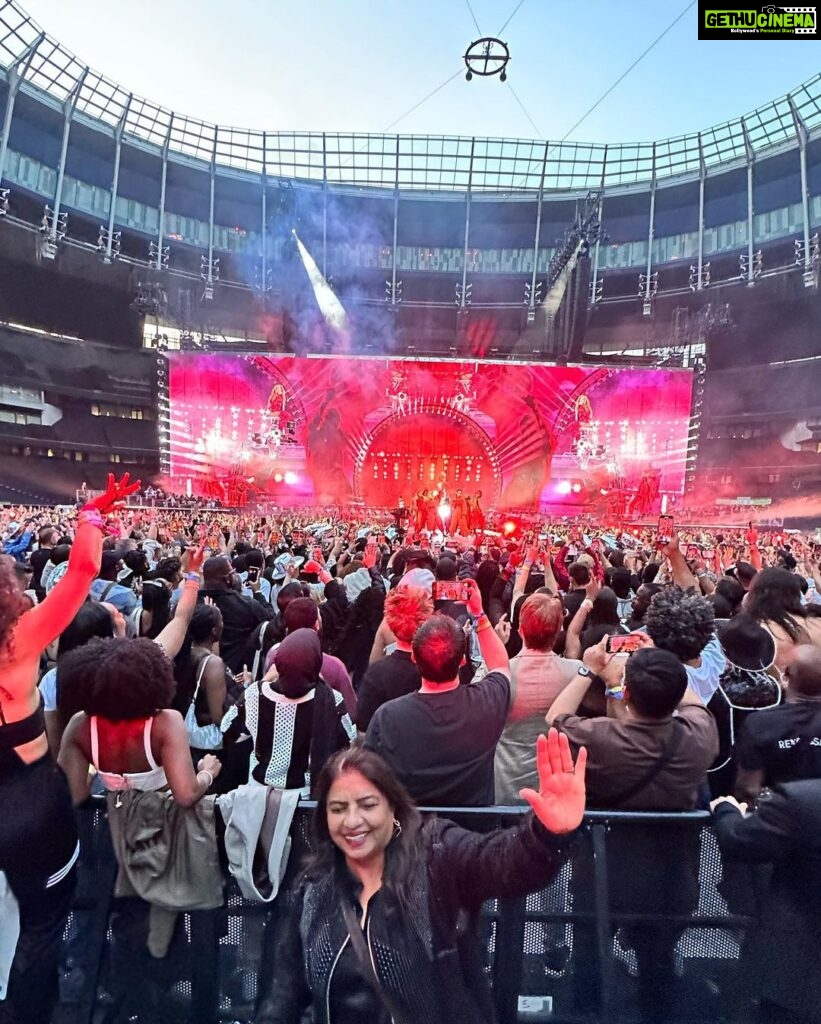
257;812;575;1024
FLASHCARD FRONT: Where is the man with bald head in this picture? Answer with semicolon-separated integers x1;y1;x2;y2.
735;644;821;803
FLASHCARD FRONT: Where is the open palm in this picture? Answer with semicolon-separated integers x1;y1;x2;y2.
520;729;587;835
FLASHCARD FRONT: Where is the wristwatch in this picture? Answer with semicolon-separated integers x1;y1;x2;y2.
577;665;594;677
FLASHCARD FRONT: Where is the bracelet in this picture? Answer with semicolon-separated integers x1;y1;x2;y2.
183;572;202;583
78;509;106;531
522;561;533;571
581;599;594;611
197;770;214;788
475;614;492;632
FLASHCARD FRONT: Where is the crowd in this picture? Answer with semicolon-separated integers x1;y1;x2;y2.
0;481;820;1024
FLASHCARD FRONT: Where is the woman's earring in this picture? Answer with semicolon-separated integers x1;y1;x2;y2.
393;818;402;837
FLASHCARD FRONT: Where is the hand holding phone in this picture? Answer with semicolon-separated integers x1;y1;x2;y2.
657;515;674;546
605;633;646;655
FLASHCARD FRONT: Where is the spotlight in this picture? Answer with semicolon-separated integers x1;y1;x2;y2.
502;519;519;538
557;481;572;495
284;471;297;485
273;473;283;483
572;482;582;494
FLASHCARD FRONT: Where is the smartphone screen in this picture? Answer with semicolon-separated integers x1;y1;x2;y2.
247;566;260;583
433;580;467;603
606;633;644;654
657;515;674;545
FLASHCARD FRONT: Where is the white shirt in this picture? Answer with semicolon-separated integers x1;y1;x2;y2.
685;635;726;704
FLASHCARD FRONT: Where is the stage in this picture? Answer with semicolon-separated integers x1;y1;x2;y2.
165;354;693;513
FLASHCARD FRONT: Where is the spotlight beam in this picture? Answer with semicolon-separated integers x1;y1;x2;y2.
292;230;348;332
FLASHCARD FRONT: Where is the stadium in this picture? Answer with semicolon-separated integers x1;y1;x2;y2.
0;2;820;1022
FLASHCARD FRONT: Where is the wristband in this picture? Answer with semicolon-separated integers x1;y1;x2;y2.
183;572;202;583
581;599;594;611
475;613;492;632
197;770;214;788
522;561;533;571
78;509;105;531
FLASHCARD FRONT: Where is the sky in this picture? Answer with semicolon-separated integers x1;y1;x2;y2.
16;0;821;144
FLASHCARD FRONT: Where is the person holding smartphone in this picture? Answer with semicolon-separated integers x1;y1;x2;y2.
547;636;718;1022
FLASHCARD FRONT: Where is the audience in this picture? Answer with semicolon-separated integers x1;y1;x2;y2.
4;486;821;1022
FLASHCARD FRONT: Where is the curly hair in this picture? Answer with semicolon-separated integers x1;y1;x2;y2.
57;636;176;722
384;585;433;642
645;586;715;662
0;554;33;652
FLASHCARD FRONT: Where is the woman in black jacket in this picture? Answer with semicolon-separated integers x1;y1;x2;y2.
257;728;586;1024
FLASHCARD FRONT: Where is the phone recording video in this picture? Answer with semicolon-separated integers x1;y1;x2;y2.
657;515;675;545
606;633;645;655
433;580;470;603
247;566;260;583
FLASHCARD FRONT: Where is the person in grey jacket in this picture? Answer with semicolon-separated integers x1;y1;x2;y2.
257;728;586;1024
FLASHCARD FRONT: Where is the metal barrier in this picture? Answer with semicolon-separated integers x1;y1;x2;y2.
53;801;757;1024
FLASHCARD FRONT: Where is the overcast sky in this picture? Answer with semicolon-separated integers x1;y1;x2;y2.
17;0;821;142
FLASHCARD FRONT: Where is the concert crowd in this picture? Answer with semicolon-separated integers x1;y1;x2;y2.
1;477;820;1024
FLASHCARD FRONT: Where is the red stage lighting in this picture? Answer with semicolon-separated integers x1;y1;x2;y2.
502;519;519;538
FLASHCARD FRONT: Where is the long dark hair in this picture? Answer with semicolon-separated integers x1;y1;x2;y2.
746;567;821;644
306;744;424;912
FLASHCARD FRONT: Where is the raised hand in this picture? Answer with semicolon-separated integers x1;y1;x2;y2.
87;473;141;515
494;613;511;643
181;544;206;576
519;729;587;835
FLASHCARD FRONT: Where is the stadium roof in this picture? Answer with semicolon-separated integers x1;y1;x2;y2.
1;0;820;192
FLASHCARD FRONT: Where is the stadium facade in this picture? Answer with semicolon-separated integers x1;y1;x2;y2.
0;0;819;507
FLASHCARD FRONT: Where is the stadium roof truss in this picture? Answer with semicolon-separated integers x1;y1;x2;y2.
0;0;820;194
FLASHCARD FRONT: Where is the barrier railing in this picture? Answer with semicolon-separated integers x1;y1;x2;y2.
54;801;756;1024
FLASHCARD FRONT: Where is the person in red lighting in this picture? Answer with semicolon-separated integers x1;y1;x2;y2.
414;490;427;532
451;488;468;535
575;394;593;425
631;466;661;517
0;473;139;1024
470;491;485;532
425;489;439;532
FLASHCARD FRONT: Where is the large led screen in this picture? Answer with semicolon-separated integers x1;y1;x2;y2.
168;354;693;511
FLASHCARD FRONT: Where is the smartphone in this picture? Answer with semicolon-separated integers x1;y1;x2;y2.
247;566;260;583
606;633;645;655
377;534;386;545
433;580;470;603
686;544;700;560
657;515;674;545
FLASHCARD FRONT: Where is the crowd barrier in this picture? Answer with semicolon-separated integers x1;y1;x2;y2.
52;800;760;1024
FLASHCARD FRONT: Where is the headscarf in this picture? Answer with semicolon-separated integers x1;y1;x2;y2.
273;628;323;699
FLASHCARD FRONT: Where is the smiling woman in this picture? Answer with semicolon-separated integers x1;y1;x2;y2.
257;731;586;1024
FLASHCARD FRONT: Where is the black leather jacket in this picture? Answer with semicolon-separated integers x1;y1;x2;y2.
257;813;575;1024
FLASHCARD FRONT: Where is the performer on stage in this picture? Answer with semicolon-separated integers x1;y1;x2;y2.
425;490;438;532
414;490;426;532
451;488;468;535
469;491;485;532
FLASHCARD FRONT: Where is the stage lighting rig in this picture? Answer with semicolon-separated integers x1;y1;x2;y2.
201;256;220;302
96;226;121;264
39;205;66;261
149;241;169;271
464;37;510;81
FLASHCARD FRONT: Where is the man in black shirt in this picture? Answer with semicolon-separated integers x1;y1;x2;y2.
201;555;274;673
364;579;510;807
30;524;59;602
356;585;432;732
736;643;821;803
